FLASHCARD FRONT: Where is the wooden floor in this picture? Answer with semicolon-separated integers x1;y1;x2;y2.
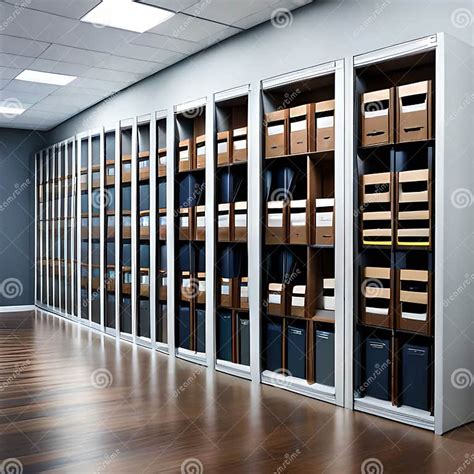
0;311;472;473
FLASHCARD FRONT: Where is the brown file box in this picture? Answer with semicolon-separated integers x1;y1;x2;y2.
195;205;206;241
122;157;132;183
158;208;167;240
268;283;285;316
361;266;393;328
80;263;88;289
315;198;334;246
362;172;392;204
322;278;335;311
266;201;287;244
138;154;150;181
80;172;88;192
289;199;309;244
158;148;167;177
105;164;115;186
290;285;306;318
217;131;230;166
122;214;132;239
289;104;314;155
139;211;150;240
265;109;289;158
397;80;432;143
140;268;150;297
315;100;335;151
122;268;132;296
197;272;206;304
361;88;394;147
396;169;431;247
158;270;167;301
219;277;233;308
396;269;431;335
238;277;249;310
195;135;206;169
91;218;101;239
180;271;193;301
362;211;392;246
234;201;247;241
81;216;88;239
232;127;248;163
178;139;193;172
106;265;115;292
178;207;192;240
218;203;231;241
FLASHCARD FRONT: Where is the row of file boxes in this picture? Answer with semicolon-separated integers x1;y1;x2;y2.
217;311;250;365
361;169;431;247
267;278;335;318
359;335;431;411
218;276;249;310
179;271;206;304
360;80;432;147
217;201;247;242
266;198;334;245
179;206;206;240
178;137;206;172
361;266;432;334
217;127;248;166
104;211;167;240
265;319;335;386
265;100;335;158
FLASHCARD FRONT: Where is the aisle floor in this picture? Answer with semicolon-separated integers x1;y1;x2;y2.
0;310;472;473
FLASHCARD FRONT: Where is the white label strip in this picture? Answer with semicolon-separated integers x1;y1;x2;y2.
268;124;284;136
268;214;283;227
317;116;334;128
316;212;333;227
290;119;307;132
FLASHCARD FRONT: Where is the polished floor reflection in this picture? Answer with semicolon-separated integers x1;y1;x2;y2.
0;311;472;473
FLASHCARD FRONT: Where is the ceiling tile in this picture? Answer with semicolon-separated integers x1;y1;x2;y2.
96;55;161;75
0;88;52;104
137;0;200;13
55;21;137;55
28;101;83;115
36;92;105;108
0;3;79;43
182;0;264;25
131;32;199;55
148;13;238;42
0;52;35;69
116;42;184;64
67;77;127;94
0;66;21;79
38;44;110;67
0;79;10;89
82;67;142;84
3;79;59;95
0;34;50;57
27;58;92;76
3;0;102;20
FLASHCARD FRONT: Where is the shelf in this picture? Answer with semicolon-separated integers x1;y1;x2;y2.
265;149;334;162
216;360;251;380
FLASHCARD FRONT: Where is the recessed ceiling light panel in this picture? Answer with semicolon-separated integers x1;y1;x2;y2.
15;70;77;86
0;105;26;116
81;0;175;33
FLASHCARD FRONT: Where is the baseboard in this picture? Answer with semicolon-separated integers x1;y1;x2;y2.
0;305;35;313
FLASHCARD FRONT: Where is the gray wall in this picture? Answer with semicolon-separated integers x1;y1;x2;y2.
46;0;473;143
0;128;46;306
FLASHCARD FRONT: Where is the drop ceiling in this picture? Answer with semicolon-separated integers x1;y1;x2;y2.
0;0;311;131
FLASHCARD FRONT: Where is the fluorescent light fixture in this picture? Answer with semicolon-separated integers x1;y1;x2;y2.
15;70;76;86
81;0;175;33
0;105;25;115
